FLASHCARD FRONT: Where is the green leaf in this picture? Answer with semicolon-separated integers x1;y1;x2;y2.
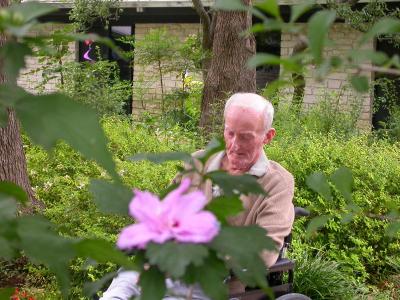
348;49;389;66
185;252;229;300
17;216;76;297
210;226;274;287
89;179;132;216
247;53;300;72
206;196;243;224
8;2;57;22
146;242;209;278
0;42;31;83
0;236;14;260
386;221;400;237
308;10;336;64
129;151;192;164
290;1;315;23
340;212;355;225
139;266;166;300
306;215;331;236
0;288;14;299
0;198;17;220
14;93;119;181
214;0;248;11
350;75;369;93
254;0;280;18
83;271;118;298
0;83;28;105
74;239;138;271
330;167;353;202
0;181;28;204
263;79;292;98
196;137;225;165
306;172;332;201
0;107;7;127
359;18;400;45
205;171;266;197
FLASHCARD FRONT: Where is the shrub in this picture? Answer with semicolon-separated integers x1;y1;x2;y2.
21;116;200;298
60;60;131;116
268;132;400;282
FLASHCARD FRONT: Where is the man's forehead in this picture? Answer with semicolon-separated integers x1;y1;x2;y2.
224;126;258;134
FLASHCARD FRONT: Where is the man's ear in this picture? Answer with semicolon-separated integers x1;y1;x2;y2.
263;128;276;145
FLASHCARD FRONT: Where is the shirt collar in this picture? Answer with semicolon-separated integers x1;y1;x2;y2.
206;150;269;177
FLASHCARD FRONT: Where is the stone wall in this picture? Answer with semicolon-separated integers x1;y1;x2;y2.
17;24;76;94
132;23;201;116
280;23;374;128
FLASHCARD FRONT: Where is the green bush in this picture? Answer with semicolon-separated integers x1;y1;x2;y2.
21;116;200;297
16;110;400;296
60;60;131;116
268;131;400;282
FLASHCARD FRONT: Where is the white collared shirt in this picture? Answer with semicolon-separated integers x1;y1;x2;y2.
206;150;270;197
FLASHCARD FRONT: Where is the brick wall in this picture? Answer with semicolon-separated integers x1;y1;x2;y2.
132;23;201;116
17;24;76;94
280;23;374;128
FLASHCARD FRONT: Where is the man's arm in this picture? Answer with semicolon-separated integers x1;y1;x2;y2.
256;173;295;267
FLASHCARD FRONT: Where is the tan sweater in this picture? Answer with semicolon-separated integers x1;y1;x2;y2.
181;150;295;267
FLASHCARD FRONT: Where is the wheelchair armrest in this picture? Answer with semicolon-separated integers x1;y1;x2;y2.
268;258;295;273
294;207;310;218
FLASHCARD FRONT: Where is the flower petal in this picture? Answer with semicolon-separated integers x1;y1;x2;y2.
129;190;162;223
172;212;220;243
117;223;172;250
162;178;191;208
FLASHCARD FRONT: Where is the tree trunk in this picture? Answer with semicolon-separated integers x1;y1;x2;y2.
0;0;43;212
200;1;256;134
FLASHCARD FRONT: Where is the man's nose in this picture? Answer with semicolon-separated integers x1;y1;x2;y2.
231;136;241;150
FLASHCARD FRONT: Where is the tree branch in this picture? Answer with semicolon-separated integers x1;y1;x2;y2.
191;0;212;50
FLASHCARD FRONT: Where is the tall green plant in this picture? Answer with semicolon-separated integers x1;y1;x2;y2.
134;28;178;114
60;60;131;116
69;0;122;32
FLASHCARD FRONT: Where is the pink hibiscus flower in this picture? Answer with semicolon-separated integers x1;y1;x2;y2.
117;178;220;250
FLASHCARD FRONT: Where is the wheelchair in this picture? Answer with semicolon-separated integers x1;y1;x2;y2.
228;207;311;300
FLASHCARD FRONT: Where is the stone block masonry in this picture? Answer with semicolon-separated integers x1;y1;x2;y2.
280;23;374;128
132;23;201;117
17;24;76;94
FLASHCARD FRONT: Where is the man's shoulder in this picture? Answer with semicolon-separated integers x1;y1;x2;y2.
262;160;294;189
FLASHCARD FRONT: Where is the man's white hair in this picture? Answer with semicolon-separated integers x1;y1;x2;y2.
224;93;274;130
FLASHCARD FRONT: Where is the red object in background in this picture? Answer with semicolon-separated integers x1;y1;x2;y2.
11;288;36;300
84;39;93;46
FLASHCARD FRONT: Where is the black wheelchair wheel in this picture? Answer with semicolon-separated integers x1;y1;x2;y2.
276;293;311;300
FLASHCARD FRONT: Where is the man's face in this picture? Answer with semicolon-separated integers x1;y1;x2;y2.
224;105;274;174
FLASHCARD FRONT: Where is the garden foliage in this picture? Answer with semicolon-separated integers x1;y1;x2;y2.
1;0;400;299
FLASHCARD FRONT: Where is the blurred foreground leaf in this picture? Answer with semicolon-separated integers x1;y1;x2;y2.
306;215;331;236
206;196;243;224
89;179;132;216
139;266;166;300
330;167;353;202
0;181;28;204
308;10;336;64
146;242;209;278
211;226;274;287
74;239;138;270
129;151;192;164
206;171;266;197
306;172;332;201
13;93;119;181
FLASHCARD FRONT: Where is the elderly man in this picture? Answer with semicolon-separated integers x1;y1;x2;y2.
100;93;294;300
